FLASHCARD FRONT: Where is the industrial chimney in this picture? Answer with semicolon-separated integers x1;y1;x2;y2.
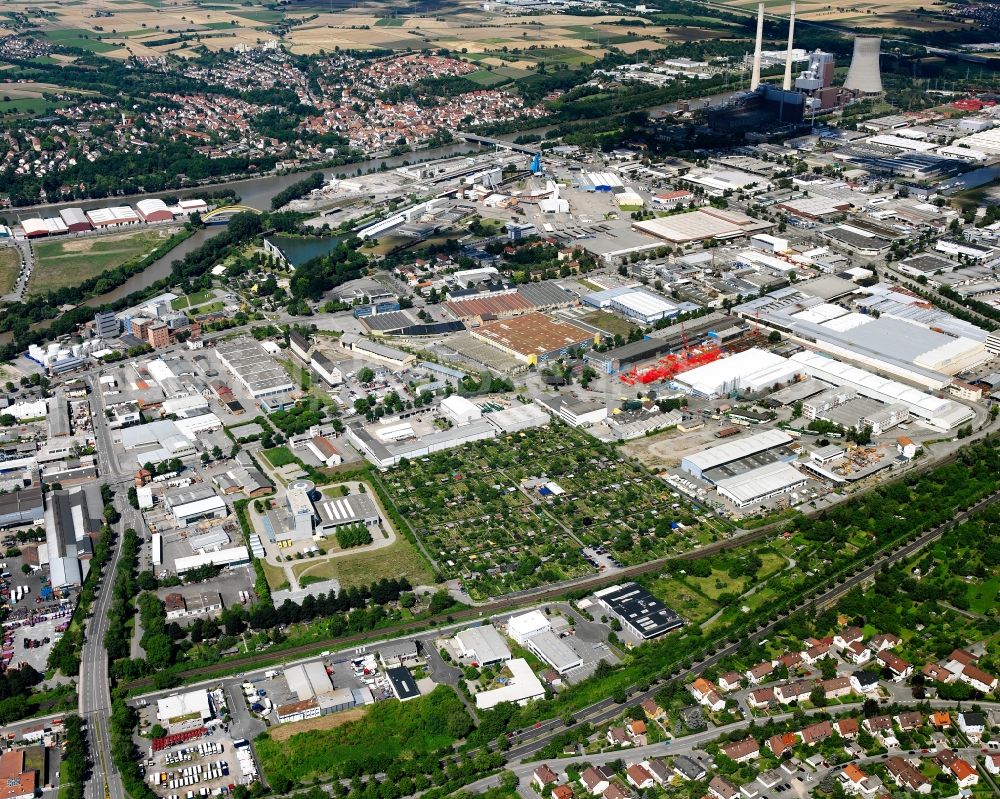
782;1;796;91
844;36;883;94
750;2;764;91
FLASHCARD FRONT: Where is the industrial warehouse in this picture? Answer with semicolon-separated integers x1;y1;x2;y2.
470;313;596;364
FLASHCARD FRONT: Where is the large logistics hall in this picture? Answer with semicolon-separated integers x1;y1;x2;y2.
673;348;800;398
735;289;990;389
680;429;794;480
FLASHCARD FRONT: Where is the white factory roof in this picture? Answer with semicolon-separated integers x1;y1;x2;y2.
714;461;806;506
174;413;222;438
507;610;551;640
474;658;545;709
610;289;677;317
455;625;511;664
136;198;172;217
172;495;227;520
821;312;872;333
161;394;210;415
157;689;212;723
789;350;974;430
683;429;793;473
674;348;799;397
440;394;481;419
86;206;139;224
285;661;334;701
867;134;937;152
174;545;248;574
791;303;847;324
950;127;1000;155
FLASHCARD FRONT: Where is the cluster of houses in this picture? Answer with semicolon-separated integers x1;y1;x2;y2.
922;646;999;694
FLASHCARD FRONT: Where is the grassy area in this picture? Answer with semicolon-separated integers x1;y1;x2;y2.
642;574;718;625
291;534;433;590
967;576;998;614
580;310;636;338
262;446;297;468
261;560;290;592
30;229;175;293
254;685;471;785
191;301;225;315
229;8;284;22
0;96;68;115
0;247;20;294
171;289;215;309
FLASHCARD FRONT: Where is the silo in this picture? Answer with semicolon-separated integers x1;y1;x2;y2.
844;36;883;94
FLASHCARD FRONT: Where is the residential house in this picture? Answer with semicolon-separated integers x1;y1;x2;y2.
739;782;760;799
868;633;900;652
748;687;775;709
944;647;978;675
690;678;720;703
553;786;574;799
935;749;958;770
534;766;559;792
802;640;832;664
671;756;706;782
835;717;859;738
849;671;879;694
864;715;898;747
960;664;998;693
839;764;881;798
834;627;864;650
0;750;36;799
876;650;912;681
985;753;1000;776
823;676;852;700
958;711;986;741
603;784;630;799
718;672;742;692
894;711;923;732
746;661;774;685
768;732;798;757
626;720;647;744
708;776;739;799
607;727;631;748
777;651;804;671
931;710;951;728
580;767;610;795
644;759;672;787
800;720;833;746
703;691;726;712
845;640;872;665
922;663;955;683
774;680;812;704
885;756;931;794
626;764;654;790
950;758;978;788
722;737;760;764
640;699;665;721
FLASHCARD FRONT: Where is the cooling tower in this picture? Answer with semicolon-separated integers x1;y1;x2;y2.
844;36;883;94
782;1;796;91
750;2;765;91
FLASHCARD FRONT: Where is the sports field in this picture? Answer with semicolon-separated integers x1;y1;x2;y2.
29;228;178;293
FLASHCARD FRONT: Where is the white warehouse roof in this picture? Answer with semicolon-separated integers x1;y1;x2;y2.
174;545;248;574
683;429;793;474
714;461;807;507
475;658;545;709
789;350;974;430
673;348;800;398
285;661;334;701
157;689;212;723
172;495;227;520
454;625;511;664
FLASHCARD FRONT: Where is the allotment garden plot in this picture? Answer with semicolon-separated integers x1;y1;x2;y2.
381;425;712;599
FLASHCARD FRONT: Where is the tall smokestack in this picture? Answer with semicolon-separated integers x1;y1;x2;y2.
782;0;796;91
750;2;764;91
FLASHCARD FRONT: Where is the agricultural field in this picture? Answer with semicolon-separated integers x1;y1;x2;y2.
0;81;94;117
28;227;179;293
721;0;975;31
0;247;20;295
379;424;712;600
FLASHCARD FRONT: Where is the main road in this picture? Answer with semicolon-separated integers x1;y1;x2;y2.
79;374;140;799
